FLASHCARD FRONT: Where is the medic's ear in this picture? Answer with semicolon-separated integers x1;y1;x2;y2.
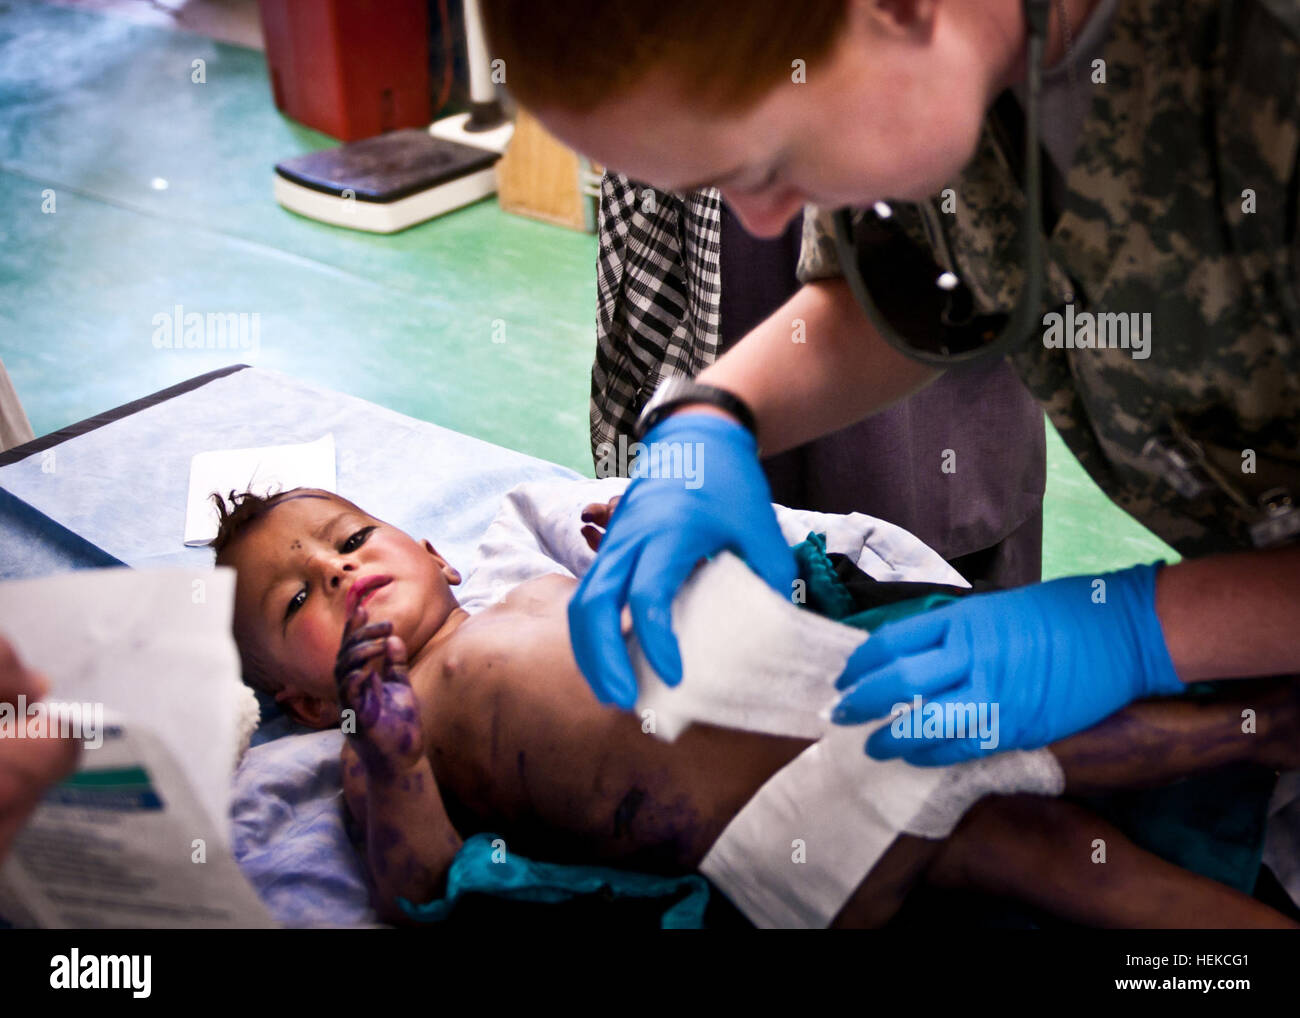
422;539;462;585
860;0;938;39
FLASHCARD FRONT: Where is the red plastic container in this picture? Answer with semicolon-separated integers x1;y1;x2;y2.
258;0;432;142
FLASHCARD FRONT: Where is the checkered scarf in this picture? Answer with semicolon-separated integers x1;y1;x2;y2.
590;172;723;466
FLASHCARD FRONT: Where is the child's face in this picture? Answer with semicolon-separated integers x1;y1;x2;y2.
223;492;460;725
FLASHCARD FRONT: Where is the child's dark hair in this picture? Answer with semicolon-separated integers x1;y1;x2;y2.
209;488;292;695
209;488;287;560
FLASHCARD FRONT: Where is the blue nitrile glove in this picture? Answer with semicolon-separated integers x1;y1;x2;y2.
568;412;797;709
831;563;1185;765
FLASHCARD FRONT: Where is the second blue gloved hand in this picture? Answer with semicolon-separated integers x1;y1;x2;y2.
568;412;797;709
831;563;1185;764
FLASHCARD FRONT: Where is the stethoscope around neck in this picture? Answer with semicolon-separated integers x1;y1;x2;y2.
831;0;1052;367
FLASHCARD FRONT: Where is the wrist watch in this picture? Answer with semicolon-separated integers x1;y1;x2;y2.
632;377;758;444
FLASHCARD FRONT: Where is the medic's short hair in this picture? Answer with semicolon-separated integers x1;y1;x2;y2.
478;0;849;115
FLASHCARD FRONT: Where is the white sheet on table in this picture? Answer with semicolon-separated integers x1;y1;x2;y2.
0;367;582;573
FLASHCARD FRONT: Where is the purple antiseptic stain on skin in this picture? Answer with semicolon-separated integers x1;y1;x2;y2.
372;823;406;878
612;786;646;839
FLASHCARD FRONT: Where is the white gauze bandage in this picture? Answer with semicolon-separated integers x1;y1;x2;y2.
629;552;1065;928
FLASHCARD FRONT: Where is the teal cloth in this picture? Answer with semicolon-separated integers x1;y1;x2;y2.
794;530;1274;895
845;593;962;632
398;833;710;929
792;530;859;619
792;530;963;630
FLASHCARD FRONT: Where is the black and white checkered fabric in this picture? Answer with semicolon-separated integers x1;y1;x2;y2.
590;172;723;467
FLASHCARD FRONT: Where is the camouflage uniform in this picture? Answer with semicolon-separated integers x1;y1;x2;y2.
800;0;1300;558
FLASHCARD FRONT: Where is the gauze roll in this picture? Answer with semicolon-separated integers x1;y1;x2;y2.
630;553;868;741
629;552;1065;928
698;725;1066;927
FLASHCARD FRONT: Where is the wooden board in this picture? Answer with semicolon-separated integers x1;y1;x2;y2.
495;108;600;232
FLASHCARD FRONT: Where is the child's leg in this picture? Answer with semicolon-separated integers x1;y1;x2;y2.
830;801;1295;929
925;794;1296;928
1049;679;1300;794
830;836;946;927
833;682;1299;928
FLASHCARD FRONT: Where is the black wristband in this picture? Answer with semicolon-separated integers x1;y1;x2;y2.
633;378;758;444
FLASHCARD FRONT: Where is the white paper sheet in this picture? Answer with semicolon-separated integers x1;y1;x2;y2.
183;433;336;546
0;567;274;927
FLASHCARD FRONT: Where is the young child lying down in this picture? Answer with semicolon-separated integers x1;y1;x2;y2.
212;487;1299;928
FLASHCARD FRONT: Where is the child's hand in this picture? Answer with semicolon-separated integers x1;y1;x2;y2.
580;495;622;552
334;602;424;778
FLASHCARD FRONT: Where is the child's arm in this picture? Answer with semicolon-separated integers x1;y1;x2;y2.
337;603;461;924
342;744;462;924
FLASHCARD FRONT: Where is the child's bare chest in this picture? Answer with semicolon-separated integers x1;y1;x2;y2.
422;575;797;869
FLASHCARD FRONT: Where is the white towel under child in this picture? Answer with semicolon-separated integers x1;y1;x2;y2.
183;433;336;546
631;552;1065;928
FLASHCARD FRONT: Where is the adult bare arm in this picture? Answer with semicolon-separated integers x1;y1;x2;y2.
693;277;941;454
1155;545;1300;683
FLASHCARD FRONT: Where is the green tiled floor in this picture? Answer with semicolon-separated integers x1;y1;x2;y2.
0;0;1176;576
0;0;597;472
1042;425;1177;577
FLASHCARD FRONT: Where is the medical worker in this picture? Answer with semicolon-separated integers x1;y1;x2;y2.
480;0;1300;762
